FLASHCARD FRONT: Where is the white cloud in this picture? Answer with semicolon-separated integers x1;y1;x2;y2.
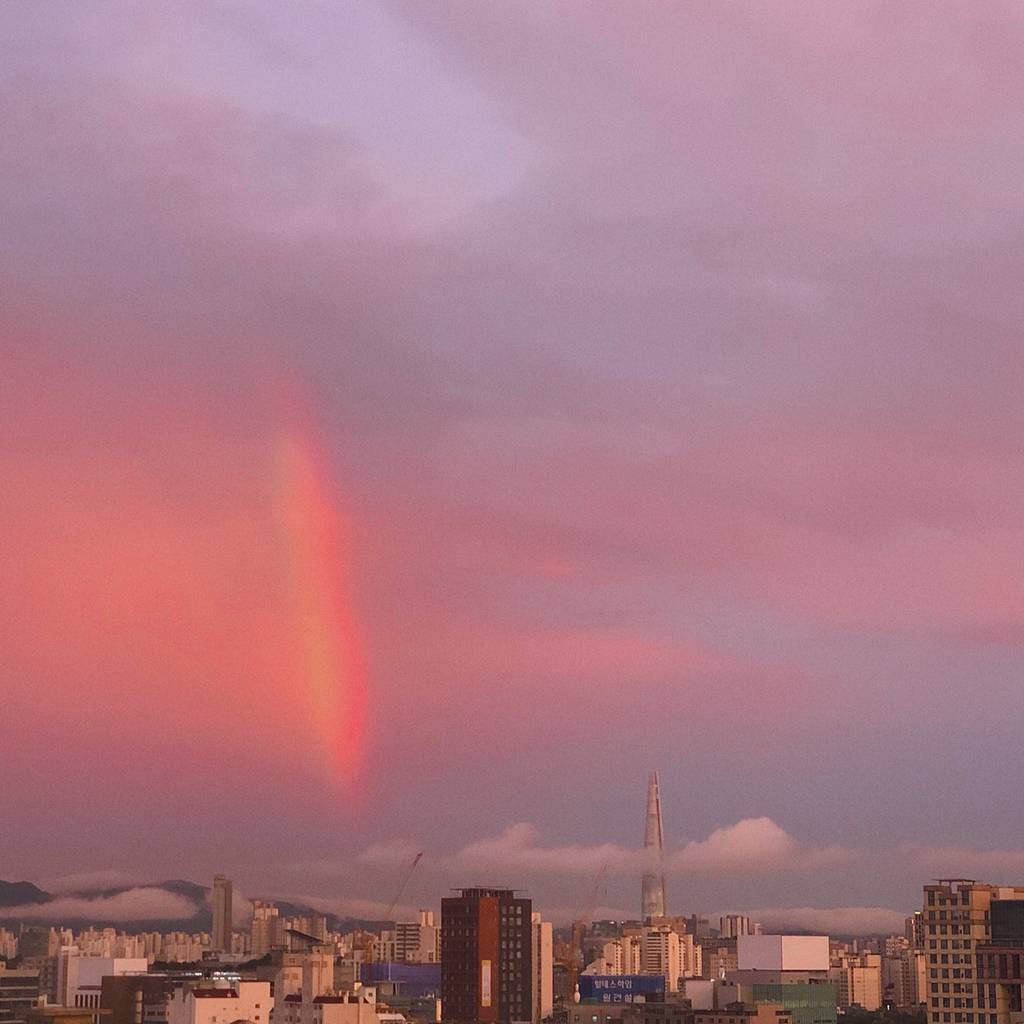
671;818;850;874
445;818;850;879
452;823;641;876
0;888;198;922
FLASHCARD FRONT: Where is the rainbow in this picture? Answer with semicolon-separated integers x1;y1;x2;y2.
275;399;368;797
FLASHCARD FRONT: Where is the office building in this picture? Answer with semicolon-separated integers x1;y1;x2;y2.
211;878;233;954
531;914;552;1024
974;897;1024;1024
441;887;533;1024
720;920;757;941
641;774;667;923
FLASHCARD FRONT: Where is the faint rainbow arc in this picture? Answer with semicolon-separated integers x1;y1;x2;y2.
275;410;368;796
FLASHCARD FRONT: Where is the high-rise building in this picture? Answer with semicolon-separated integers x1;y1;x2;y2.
906;913;925;950
640;927;681;992
921;880;1024;1024
880;946;926;1008
212;877;233;954
971;893;1024;1024
721;918;759;940
441;888;533;1024
531;914;552;1024
829;953;881;1010
379;912;441;964
251;903;286;958
641;773;666;922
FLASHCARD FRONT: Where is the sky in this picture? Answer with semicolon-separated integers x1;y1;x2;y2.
3;1;1024;934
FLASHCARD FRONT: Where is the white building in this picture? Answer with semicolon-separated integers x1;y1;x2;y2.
61;954;148;1009
830;953;882;1011
640;927;681;992
586;936;641;977
167;981;272;1024
737;935;829;972
278;990;379;1024
377;913;439;964
531;913;553;1024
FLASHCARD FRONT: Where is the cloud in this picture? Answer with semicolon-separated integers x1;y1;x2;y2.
454;819;851;878
737;906;909;936
0;888;199;922
444;818;850;880
671;818;851;874
452;823;641;877
41;870;144;894
284;895;420;923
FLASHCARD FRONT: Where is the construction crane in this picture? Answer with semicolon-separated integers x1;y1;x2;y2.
385;850;423;921
362;851;424;965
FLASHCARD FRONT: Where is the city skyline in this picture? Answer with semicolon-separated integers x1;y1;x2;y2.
5;0;1024;942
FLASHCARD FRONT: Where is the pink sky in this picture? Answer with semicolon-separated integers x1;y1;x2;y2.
3;2;1024;921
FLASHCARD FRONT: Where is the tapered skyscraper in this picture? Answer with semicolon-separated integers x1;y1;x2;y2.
641;771;667;921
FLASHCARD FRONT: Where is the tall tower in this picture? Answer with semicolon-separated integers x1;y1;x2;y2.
212;875;233;952
641;772;667;921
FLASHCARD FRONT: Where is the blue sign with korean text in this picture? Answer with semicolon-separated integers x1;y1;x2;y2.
577;975;665;1004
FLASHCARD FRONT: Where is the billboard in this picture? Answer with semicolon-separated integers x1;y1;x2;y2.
577;976;665;1004
737;935;829;972
481;960;492;1008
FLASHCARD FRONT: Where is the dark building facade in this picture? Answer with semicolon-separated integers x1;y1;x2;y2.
442;888;532;1024
99;976;177;1024
0;971;41;1024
